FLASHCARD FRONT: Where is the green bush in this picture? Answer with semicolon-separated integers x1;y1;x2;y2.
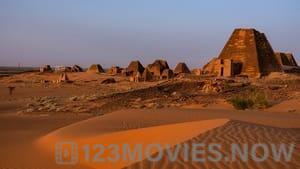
229;89;269;110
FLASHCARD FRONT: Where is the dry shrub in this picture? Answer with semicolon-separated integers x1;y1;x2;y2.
229;89;269;110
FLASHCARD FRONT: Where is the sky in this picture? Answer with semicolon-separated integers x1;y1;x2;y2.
0;0;299;68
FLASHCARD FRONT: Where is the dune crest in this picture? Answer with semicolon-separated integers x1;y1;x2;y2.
37;119;229;169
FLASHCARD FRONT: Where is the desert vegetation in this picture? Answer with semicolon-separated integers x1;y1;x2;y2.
228;89;269;110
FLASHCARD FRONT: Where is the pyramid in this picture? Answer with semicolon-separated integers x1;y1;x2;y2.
275;52;298;67
127;60;145;75
87;64;104;73
72;65;83;72
204;28;282;78
174;62;191;74
275;52;300;73
147;59;169;77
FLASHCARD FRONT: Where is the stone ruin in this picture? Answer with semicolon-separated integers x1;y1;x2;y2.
107;66;122;75
72;65;83;72
54;66;72;72
275;52;300;73
174;62;191;75
127;60;145;76
87;64;105;73
54;65;83;72
121;68;130;77
101;78;116;84
40;65;52;73
191;68;202;76
56;73;70;83
130;71;142;82
146;59;170;79
142;68;153;82
202;79;224;93
202;28;298;78
161;69;174;79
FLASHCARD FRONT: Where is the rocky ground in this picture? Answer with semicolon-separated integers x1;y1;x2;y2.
1;72;300;116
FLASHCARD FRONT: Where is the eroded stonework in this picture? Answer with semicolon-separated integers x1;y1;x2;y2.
275;52;300;73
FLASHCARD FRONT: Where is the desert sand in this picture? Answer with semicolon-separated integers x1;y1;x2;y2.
126;120;300;169
1;71;300;169
38;119;229;169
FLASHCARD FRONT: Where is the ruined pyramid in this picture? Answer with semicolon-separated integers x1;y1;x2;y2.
204;28;283;78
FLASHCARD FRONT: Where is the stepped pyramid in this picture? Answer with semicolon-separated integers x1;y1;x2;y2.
204;28;282;78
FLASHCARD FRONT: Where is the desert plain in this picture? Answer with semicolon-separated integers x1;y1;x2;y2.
0;69;300;169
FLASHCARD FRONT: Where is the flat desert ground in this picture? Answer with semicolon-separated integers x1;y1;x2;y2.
1;72;300;169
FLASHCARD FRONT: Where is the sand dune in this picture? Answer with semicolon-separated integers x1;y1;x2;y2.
44;106;300;140
35;102;300;169
125;120;300;169
0;114;91;169
38;119;229;169
1;98;300;169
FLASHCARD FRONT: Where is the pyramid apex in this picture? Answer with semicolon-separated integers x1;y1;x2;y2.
234;28;257;31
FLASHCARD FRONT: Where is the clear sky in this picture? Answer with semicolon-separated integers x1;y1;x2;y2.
0;0;299;68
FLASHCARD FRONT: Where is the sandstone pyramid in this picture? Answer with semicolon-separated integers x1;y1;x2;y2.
275;52;298;67
275;52;300;73
147;59;169;77
87;64;104;73
204;28;282;78
127;61;145;75
174;62;191;74
72;65;83;72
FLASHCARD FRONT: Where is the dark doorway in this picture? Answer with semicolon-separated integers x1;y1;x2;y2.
220;67;224;76
233;62;242;75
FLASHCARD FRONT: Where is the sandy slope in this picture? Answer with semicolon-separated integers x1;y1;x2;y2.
38;119;229;169
1;98;300;169
0;114;91;169
266;99;300;113
44;104;300;140
35;100;300;169
126;120;300;169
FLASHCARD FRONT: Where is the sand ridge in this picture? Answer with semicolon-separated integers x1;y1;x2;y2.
37;119;229;169
126;120;300;169
41;106;300;139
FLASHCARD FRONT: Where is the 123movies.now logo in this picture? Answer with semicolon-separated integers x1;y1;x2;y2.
55;141;79;165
